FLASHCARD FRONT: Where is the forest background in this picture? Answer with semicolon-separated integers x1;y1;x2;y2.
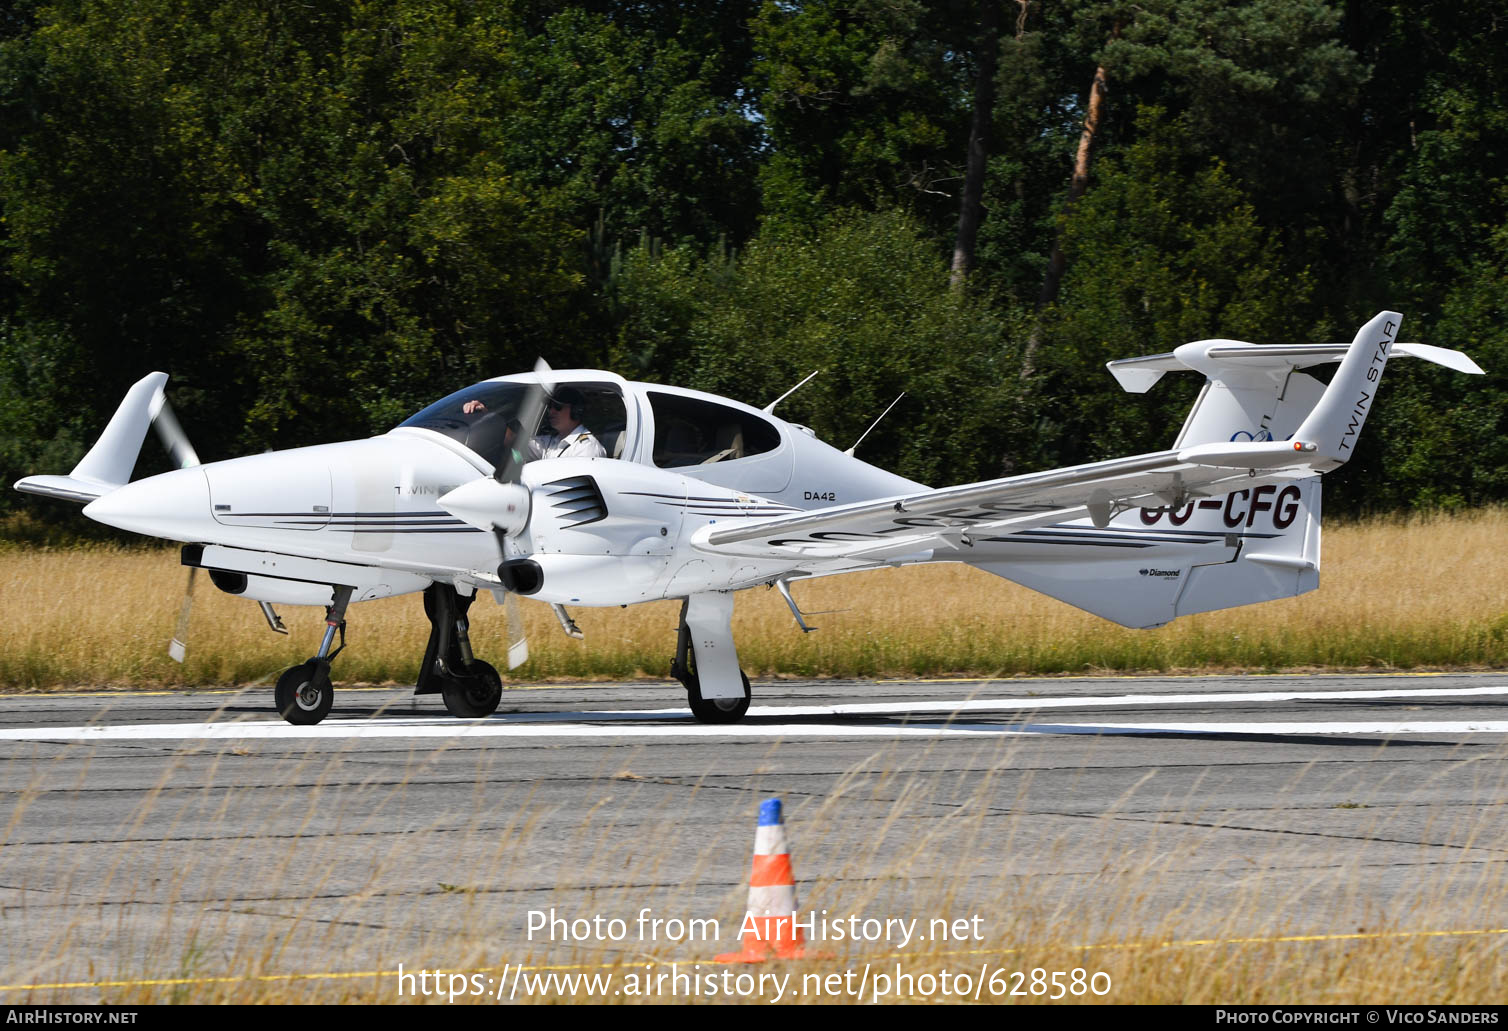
2;0;1504;540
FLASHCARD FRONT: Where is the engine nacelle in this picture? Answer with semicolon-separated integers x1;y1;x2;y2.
509;460;802;604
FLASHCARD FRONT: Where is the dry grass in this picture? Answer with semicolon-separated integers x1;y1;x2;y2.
4;735;1507;1004
1;506;1507;689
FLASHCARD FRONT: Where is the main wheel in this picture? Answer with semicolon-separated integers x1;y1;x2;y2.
275;660;333;725
440;659;503;718
684;669;751;724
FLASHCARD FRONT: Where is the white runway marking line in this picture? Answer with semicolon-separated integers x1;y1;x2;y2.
2;684;1508;742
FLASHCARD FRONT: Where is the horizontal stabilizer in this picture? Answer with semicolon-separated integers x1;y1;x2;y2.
1108;339;1481;393
692;313;1410;564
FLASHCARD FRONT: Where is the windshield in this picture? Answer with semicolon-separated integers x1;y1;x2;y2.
398;381;534;469
399;379;630;468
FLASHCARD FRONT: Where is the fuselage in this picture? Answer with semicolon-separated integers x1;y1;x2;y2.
81;371;922;606
80;368;1309;613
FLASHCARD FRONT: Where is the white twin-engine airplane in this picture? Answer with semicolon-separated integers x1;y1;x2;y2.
13;311;1482;725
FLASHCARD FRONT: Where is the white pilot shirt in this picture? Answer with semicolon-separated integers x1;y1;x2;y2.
530;427;607;460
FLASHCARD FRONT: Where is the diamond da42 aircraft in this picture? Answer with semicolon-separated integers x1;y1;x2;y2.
14;311;1482;724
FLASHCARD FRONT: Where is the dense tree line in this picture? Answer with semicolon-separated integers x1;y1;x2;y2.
1;0;1504;533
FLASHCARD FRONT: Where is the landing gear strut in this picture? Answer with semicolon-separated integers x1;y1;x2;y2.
274;585;352;725
671;595;751;724
416;583;503;718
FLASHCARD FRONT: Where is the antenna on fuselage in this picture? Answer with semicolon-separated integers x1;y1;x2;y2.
844;392;906;457
763;369;820;415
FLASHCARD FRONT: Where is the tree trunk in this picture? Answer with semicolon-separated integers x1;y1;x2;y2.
1023;26;1116;374
950;1;1002;290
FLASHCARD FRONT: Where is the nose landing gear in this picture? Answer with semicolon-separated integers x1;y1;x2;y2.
274;585;351;725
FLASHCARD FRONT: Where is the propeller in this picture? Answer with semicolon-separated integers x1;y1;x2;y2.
440;359;555;670
150;392;201;470
150;387;203;664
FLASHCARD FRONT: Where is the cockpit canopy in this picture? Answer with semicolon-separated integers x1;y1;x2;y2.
399;379;628;469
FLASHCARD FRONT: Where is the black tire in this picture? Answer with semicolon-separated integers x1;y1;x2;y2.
441;659;503;718
275;660;333;725
685;669;751;724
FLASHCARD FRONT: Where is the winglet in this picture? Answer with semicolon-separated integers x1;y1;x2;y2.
1293;311;1401;470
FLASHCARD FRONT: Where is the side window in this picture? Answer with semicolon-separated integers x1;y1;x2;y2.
648;391;781;468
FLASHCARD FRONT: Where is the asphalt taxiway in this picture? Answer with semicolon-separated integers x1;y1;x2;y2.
2;673;1507;997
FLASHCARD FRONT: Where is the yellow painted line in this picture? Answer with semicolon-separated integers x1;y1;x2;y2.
6;926;1506;994
870;925;1508;961
0;958;659;994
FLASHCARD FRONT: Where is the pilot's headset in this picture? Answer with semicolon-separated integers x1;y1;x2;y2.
549;387;586;425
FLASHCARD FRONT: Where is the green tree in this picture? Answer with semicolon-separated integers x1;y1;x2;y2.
497;1;764;252
612;209;1027;486
1030;113;1319;470
0;0;588;478
750;1;980;239
1030;0;1363;338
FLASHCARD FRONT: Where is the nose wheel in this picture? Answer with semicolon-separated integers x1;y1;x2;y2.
275;659;333;725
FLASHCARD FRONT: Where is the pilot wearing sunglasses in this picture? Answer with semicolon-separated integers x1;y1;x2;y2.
459;385;606;461
531;387;606;459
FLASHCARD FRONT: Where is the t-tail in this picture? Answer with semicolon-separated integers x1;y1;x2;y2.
975;312;1480;628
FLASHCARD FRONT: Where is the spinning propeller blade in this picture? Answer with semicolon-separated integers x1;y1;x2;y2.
150;387;203;663
504;592;529;670
150;395;201;471
442;358;556;669
495;357;553;486
169;567;196;664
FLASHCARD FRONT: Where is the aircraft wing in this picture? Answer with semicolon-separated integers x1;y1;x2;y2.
694;309;1407;565
691;440;1322;562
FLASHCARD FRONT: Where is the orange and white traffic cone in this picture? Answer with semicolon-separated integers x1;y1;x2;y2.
716;798;808;963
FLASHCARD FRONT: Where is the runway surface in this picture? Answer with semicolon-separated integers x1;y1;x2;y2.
3;672;1508;999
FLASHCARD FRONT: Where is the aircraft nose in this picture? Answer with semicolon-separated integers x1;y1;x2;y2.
83;467;212;542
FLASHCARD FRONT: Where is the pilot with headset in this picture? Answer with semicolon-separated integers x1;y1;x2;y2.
461;386;605;460
531;387;606;459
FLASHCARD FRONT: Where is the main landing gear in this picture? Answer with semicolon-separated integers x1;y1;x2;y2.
414;582;503;718
671;594;751;724
272;582;503;725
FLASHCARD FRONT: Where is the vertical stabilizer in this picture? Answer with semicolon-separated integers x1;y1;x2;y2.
1294;311;1401;469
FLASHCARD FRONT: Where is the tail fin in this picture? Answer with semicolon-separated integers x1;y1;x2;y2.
14;371;168;503
986;311;1471;628
1105;311;1474;451
1293;310;1399;470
